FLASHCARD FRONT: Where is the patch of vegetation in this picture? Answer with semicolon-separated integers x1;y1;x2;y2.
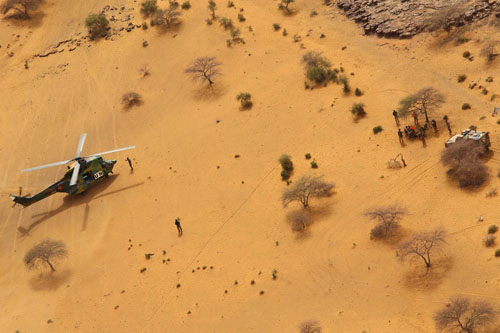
278;0;295;13
441;140;488;188
24;239;68;272
310;10;317;17
121;92;143;109
462;103;471;110
484;235;496;247
304;153;311;160
310;160;318;169
355;87;363;96
457;74;466;82
273;23;281;31
282;175;335;208
219;16;233;29
372;125;383;134
181;1;191;9
236;92;252;109
237;13;245;21
140;0;158;17
365;205;406;240
350;102;366;120
488;225;498;234
338;74;350;93
85;13;109;39
0;0;42;19
463;51;471;58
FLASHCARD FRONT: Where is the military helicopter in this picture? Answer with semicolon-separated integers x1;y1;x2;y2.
10;133;135;207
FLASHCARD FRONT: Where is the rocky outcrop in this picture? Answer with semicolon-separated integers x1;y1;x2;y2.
336;0;500;38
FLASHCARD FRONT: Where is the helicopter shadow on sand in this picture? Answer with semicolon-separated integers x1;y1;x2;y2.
18;175;145;236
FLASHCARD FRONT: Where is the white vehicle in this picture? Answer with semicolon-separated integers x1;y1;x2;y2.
445;129;490;151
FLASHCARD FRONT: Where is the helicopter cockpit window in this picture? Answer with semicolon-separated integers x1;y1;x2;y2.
83;172;93;184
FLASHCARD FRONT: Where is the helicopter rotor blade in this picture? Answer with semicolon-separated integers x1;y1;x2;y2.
21;159;73;173
69;161;81;186
76;133;87;158
86;145;136;157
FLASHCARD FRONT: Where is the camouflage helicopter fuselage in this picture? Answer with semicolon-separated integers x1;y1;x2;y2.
10;156;116;207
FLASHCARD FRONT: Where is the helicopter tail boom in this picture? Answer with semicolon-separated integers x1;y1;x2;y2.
10;185;58;207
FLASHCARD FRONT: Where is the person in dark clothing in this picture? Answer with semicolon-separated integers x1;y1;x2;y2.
412;112;419;126
431;119;437;133
446;122;452;135
400;154;407;167
419;127;426;147
125;157;134;172
392;110;400;126
398;128;404;144
175;218;183;235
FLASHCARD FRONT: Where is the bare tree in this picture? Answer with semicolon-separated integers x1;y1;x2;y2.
424;4;461;35
299;320;322;333
0;0;42;18
442;140;488;188
24;239;67;272
398;229;446;268
287;210;312;232
151;7;181;28
365;205;407;240
282;175;335;208
398;87;445;124
434;297;497;333
185;57;222;86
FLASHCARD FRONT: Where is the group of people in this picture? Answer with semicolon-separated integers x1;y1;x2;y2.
392;110;452;147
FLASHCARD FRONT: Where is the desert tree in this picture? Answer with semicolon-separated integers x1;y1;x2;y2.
0;0;42;18
365;205;407;240
278;0;295;13
85;13;109;39
287;210;313;232
424;4;461;35
282;175;335;208
398;228;446;268
121;92;143;109
185;56;222;86
434;297;497;333
299;320;322;333
480;40;498;63
398;87;444;124
151;6;181;28
208;0;216;19
24;239;67;272
140;0;158;17
441;140;488;188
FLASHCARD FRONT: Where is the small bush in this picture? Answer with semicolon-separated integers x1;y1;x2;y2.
281;169;291;181
306;66;328;84
457;74;466;82
282;28;288;36
85;13;109;39
496;249;500;257
299;320;322;333
141;0;158;17
463;51;471;58
273;23;281;31
484;235;496;247
181;1;191;9
305;153;311;160
350;102;366;119
121;92;143;109
302;51;332;85
236;92;252;109
310;160;318;168
355;87;363;96
373;125;383;134
206;18;213;25
279;154;294;172
310;10;318;17
227;0;234;7
462;103;471;110
238;13;245;21
338;74;350;93
219;17;233;29
488;225;498;234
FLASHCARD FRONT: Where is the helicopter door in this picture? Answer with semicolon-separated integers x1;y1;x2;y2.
83;172;93;184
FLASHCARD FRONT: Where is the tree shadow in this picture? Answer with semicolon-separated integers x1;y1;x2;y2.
402;256;453;292
17;176;144;236
2;11;46;29
192;82;226;101
29;268;72;291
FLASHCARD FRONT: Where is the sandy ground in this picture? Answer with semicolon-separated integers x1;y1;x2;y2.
2;0;500;332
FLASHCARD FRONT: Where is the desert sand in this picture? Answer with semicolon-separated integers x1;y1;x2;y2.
2;0;500;332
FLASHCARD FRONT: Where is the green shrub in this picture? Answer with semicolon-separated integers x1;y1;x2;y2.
181;1;191;9
206;18;213;25
302;51;332;84
488;225;499;234
310;10;318;17
462;103;471;110
236;92;252;109
350;102;366;119
306;66;328;83
282;28;287;36
227;0;234;7
85;14;109;39
311;160;318;168
305;153;311;160
373;125;383;134
238;13;245;21
273;23;281;31
463;51;471;58
140;0;158;17
219;17;233;29
457;74;466;82
495;249;500;257
281;169;291;181
355;87;363;96
338;75;350;93
279;154;294;172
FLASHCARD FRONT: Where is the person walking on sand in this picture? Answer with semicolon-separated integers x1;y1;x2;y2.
392;110;400;126
400;154;407;167
419;127;426;147
175;218;183;235
443;115;452;135
125;157;134;172
398;128;404;144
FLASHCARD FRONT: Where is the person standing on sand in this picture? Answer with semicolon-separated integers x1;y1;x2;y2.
443;115;452;135
125;157;133;172
431;119;437;133
419;127;426;147
398;128;404;145
400;154;407;167
175;218;183;235
412;112;419;126
392;110;400;126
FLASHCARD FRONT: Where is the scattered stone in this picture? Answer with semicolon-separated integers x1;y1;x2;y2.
143;40;149;47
